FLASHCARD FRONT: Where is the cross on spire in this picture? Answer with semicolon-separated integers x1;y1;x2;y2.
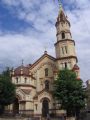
44;44;48;54
22;59;24;66
58;0;63;11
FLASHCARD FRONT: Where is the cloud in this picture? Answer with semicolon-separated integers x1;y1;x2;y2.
0;0;90;82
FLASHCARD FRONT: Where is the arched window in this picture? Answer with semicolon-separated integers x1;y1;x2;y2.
65;46;68;54
35;104;38;110
65;62;67;69
61;47;64;54
16;77;18;83
45;68;48;77
62;32;65;39
25;78;27;83
45;80;49;90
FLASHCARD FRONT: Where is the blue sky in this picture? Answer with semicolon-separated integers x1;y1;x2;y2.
0;0;90;82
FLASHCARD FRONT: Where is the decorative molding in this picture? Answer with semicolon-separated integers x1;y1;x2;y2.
16;84;36;89
12;74;36;80
56;56;78;62
54;39;75;46
30;53;56;70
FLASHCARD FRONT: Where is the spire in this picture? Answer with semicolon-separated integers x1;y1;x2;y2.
56;0;66;22
44;44;48;54
58;0;63;12
22;59;24;66
55;0;70;27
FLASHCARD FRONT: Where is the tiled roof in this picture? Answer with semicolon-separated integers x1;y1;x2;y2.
73;64;80;70
14;65;30;76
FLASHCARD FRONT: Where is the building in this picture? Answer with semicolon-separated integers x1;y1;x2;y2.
7;4;80;117
86;80;90;110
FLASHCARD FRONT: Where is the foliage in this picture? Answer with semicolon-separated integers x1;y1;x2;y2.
53;69;86;118
0;68;16;114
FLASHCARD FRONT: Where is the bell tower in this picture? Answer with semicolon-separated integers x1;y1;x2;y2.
55;3;79;72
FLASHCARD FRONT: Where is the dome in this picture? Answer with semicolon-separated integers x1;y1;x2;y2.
14;65;30;76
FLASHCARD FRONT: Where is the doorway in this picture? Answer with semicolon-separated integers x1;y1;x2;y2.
13;98;19;114
42;99;49;117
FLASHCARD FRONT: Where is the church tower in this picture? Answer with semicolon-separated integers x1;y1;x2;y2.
55;4;79;74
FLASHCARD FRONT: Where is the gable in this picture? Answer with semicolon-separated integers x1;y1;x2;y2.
30;53;56;72
34;89;52;101
16;88;26;100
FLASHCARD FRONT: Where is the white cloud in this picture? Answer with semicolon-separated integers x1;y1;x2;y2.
0;0;90;82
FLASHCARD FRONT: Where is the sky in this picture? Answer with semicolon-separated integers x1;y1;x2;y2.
0;0;90;82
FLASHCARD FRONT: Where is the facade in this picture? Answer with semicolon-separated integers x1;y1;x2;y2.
7;5;80;117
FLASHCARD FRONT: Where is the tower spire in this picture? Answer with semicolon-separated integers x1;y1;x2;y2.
58;0;63;11
22;59;24;66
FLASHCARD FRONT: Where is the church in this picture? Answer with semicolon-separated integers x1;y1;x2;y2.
7;3;80;118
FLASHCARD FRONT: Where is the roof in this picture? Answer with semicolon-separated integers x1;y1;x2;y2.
12;65;35;79
14;65;30;76
72;64;80;70
30;52;56;69
56;8;70;26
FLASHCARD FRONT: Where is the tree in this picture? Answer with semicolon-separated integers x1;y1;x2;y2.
53;69;86;119
0;68;16;114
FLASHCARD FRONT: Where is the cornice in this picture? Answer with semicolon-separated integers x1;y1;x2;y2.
54;39;75;46
16;84;36;89
12;74;36;80
56;56;78;62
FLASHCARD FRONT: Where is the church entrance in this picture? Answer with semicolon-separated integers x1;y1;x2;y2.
42;99;49;117
13;98;19;114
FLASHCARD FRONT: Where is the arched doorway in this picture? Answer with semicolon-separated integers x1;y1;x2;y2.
13;98;19;114
42;99;49;117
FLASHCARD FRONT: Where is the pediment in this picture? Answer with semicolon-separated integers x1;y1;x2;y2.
30;53;56;70
34;89;52;102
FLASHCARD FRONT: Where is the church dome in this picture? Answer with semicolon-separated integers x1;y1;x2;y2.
14;65;30;76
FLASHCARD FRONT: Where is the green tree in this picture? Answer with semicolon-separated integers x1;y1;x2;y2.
0;68;16;115
53;69;86;119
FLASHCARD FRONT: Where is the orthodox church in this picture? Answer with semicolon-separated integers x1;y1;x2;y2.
7;3;80;117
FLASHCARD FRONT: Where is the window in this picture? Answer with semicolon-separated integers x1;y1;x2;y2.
61;46;68;55
62;32;65;39
61;47;64;54
65;62;67;69
35;104;38;110
45;68;48;77
25;78;27;83
16;77;18;83
45;80;49;90
65;46;68;54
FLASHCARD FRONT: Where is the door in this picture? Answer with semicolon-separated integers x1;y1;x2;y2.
42;99;49;117
13;98;19;114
